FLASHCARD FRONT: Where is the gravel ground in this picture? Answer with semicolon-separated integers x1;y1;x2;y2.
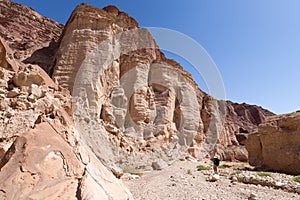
123;159;300;200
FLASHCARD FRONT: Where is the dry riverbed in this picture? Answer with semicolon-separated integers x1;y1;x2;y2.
123;159;300;200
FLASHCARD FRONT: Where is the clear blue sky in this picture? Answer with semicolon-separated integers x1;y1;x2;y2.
13;0;300;114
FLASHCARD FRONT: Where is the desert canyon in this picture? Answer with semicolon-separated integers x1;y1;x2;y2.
0;1;299;199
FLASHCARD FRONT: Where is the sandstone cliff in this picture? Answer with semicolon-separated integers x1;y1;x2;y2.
246;111;300;175
0;1;276;199
214;101;274;161
52;3;274;165
0;1;133;199
52;3;205;169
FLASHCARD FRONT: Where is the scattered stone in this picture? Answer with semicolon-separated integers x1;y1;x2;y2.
13;71;44;87
6;88;19;98
30;84;42;98
152;159;168;170
275;181;284;188
248;193;257;200
122;173;140;180
231;176;238;182
27;94;36;103
111;165;124;178
208;174;220;182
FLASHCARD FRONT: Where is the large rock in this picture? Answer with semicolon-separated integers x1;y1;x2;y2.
0;123;83;199
52;3;138;91
246;111;300;175
212;101;274;161
0;122;133;199
0;37;18;71
53;3;202;168
52;3;275;166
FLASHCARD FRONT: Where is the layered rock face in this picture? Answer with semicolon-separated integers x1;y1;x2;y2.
246;111;300;175
0;1;276;199
52;4;202;168
213;101;274;161
52;3;274;165
0;1;133;199
0;0;63;73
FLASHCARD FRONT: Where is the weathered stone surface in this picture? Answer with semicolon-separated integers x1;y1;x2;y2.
0;122;84;199
0;0;63;71
246;111;300;175
0;122;133;200
51;3;275;167
152;159;168;170
0;1;281;199
0;37;18;71
52;3;202;169
206;101;274;161
52;3;138;91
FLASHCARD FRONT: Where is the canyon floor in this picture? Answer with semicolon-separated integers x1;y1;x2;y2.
124;159;300;200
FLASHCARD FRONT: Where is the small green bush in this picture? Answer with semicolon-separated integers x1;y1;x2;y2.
257;172;272;177
293;176;300;183
196;165;210;171
231;170;241;175
187;169;192;175
179;158;185;161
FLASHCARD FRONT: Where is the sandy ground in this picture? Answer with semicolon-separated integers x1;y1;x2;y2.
123;159;300;200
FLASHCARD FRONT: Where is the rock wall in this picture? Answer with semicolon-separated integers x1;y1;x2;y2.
0;0;63;72
212;101;274;161
0;1;133;199
0;1;278;199
246;111;300;175
52;4;203;168
52;3;274;165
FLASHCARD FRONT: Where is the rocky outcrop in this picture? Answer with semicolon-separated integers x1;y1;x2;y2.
213;102;274;161
52;3;274;166
246;111;300;175
53;4;202;169
0;2;133;199
52;4;138;91
0;0;63;72
0;1;277;199
0;122;133;199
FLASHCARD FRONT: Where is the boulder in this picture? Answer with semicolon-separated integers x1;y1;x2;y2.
0;122;84;199
246;111;300;175
0;122;133;200
152;159;168;170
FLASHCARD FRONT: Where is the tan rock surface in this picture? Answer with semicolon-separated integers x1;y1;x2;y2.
0;1;283;199
51;3;275;168
52;3;202;170
0;122;133;200
0;0;63;72
0;3;134;199
246;111;300;175
0;122;84;199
